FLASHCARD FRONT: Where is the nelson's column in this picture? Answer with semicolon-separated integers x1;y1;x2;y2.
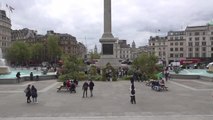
96;0;121;68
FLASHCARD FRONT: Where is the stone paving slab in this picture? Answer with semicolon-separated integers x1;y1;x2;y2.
0;80;213;119
1;115;213;120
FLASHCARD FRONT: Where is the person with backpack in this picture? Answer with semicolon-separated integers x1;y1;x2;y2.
130;84;136;104
31;85;38;103
89;80;95;97
82;81;89;98
25;84;31;103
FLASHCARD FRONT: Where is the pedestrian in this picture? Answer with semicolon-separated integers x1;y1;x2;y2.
16;72;21;83
31;85;38;103
30;72;33;81
130;84;136;104
89;80;95;97
130;77;134;85
24;84;31;103
82;81;89;98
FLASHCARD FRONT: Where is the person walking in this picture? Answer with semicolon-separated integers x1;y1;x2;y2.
130;84;136;104
24;84;31;103
82;81;89;98
31;85;38;103
89;80;95;97
30;72;33;81
16;72;21;83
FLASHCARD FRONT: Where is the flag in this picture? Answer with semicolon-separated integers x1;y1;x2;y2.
9;6;14;12
6;4;14;13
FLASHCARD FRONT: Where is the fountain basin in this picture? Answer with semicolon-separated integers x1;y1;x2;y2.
170;69;213;82
0;68;57;84
0;66;11;74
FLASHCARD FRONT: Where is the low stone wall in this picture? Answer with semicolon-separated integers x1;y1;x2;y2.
200;76;213;82
170;73;213;82
170;74;200;79
0;74;56;84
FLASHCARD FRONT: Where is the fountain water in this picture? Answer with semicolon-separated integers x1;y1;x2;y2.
0;48;10;74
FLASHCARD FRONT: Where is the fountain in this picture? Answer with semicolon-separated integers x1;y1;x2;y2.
0;48;10;74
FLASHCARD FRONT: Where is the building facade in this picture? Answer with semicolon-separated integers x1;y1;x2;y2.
149;23;213;65
11;29;87;58
0;10;11;56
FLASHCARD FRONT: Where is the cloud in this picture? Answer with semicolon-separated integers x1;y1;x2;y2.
4;0;213;50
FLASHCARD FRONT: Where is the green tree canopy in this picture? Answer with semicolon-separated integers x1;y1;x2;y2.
30;43;45;63
6;41;31;65
47;35;62;62
61;54;84;79
132;53;159;79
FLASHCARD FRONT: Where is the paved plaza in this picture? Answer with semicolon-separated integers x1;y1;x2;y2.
0;79;213;120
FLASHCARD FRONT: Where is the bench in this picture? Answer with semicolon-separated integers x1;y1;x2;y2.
57;84;69;92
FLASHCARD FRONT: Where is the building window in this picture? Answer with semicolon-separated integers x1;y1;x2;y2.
180;53;183;57
170;54;173;57
175;48;178;51
175;54;178;58
195;48;199;51
195;32;199;36
170;37;173;40
180;48;183;51
211;32;213;35
211;53;213;57
189;33;192;36
175;42;178;46
202;53;206;57
189;48;192;51
170;43;173;46
170;48;173;51
189;37;192;41
180;42;183;45
210;37;213;40
211;47;213;51
195;53;199;57
159;52;161;56
189;53;193;57
203;32;205;35
203;37;205;40
212;41;213;45
202;42;206;46
195;37;199;41
202;47;206;51
188;42;193;46
180;37;183;39
152;43;155;45
195;42;199;46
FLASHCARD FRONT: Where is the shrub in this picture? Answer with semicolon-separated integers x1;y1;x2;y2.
122;75;132;80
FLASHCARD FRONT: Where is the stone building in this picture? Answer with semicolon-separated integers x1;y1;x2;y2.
149;23;213;65
11;29;87;58
0;10;11;56
149;36;167;63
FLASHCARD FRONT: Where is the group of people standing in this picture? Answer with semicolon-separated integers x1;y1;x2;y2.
24;84;38;103
82;80;95;98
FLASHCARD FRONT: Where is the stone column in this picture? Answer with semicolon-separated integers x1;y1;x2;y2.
102;0;114;38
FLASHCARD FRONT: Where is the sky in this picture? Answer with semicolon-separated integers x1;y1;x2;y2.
1;0;213;51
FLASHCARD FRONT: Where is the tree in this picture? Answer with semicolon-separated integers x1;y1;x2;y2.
132;53;159;79
30;43;45;63
47;35;62;63
6;41;31;65
59;54;85;81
